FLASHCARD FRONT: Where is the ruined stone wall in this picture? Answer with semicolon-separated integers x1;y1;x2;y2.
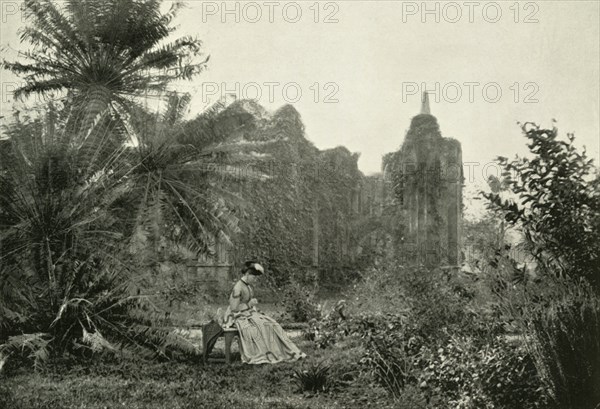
192;100;368;286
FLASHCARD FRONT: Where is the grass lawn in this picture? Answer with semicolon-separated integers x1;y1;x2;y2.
1;332;396;409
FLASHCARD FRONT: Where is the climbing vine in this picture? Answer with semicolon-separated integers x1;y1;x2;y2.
220;103;366;286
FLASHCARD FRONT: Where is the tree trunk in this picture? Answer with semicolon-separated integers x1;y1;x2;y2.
78;85;112;143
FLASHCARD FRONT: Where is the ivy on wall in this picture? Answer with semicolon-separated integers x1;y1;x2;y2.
209;101;367;286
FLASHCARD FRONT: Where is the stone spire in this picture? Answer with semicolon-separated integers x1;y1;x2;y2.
384;89;463;267
420;92;431;115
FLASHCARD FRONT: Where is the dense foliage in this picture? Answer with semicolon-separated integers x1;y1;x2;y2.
0;94;257;363
484;123;600;289
483;123;600;409
0;0;255;367
1;1;597;407
218;101;368;287
303;264;547;409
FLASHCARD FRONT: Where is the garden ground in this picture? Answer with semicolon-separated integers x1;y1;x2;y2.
0;333;396;409
2;291;396;409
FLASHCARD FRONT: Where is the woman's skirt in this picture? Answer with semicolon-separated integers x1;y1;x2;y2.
231;310;306;364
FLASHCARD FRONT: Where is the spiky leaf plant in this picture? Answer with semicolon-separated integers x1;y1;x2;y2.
293;360;331;393
0;0;271;369
0;97;266;367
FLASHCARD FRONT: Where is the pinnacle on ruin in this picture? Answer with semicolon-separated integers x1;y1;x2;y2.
420;92;431;115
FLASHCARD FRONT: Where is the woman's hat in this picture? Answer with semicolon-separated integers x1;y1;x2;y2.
243;260;264;275
252;263;264;275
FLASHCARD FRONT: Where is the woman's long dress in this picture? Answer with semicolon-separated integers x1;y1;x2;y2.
223;279;306;364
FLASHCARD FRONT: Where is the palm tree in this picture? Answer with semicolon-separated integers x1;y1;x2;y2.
124;93;270;262
1;0;207;142
0;104;152;355
0;93;269;361
0;0;272;362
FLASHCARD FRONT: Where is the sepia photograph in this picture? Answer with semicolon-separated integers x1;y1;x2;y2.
0;1;599;408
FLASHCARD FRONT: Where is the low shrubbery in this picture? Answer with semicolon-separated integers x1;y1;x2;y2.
365;321;547;408
303;263;550;408
281;280;323;323
483;123;600;408
304;256;600;409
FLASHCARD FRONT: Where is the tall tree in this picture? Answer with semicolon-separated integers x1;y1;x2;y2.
1;0;206;141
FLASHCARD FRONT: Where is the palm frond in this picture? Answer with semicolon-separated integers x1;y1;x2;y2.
6;0;205;139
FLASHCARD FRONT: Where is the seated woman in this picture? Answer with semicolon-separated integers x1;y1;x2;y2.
222;261;306;364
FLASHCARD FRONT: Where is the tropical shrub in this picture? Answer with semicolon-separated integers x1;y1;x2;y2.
0;113;197;364
0;97;254;366
484;122;600;408
484;123;600;290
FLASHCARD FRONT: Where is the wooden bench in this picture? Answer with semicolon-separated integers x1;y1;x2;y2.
201;322;308;364
202;325;239;364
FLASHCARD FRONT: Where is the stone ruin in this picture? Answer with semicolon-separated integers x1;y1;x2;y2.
383;93;463;266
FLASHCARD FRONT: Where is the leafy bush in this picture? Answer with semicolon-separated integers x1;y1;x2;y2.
484;123;600;290
352;263;501;343
346;264;411;316
484;122;600;408
423;337;547;409
362;316;547;408
400;267;477;341
281;280;322;322
327;264;545;408
304;299;407;349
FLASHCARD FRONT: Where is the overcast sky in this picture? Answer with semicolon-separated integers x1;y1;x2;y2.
1;1;599;187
